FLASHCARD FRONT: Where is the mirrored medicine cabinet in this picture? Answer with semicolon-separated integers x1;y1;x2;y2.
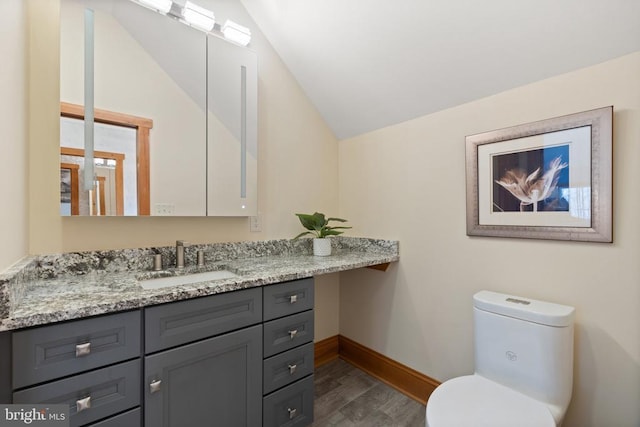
59;0;257;217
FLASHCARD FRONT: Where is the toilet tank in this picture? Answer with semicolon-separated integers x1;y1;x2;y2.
473;291;575;413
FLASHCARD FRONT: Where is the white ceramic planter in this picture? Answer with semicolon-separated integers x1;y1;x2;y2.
313;238;332;256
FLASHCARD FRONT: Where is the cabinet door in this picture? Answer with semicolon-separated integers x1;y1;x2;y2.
145;325;262;427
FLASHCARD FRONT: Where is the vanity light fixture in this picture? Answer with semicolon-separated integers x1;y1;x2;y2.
182;1;215;32
221;20;251;46
138;0;173;14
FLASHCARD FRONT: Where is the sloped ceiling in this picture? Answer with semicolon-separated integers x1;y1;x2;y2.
240;0;640;140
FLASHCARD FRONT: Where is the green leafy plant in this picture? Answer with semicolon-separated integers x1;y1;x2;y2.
293;212;351;239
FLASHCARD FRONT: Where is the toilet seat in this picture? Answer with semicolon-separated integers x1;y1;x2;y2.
426;375;556;427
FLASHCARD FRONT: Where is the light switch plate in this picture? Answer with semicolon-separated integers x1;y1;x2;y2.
155;203;175;216
249;213;262;232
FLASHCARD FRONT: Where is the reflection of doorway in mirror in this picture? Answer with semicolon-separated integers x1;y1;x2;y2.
93;163;118;216
60;102;153;215
60;148;125;215
60;163;79;216
91;176;106;216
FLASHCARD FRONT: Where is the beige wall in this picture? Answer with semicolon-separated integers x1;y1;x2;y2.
0;1;28;272
27;0;340;340
339;52;640;427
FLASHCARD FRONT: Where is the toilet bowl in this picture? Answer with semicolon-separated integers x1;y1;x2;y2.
425;291;575;427
426;375;555;427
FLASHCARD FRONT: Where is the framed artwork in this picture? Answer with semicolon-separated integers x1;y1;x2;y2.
466;106;612;242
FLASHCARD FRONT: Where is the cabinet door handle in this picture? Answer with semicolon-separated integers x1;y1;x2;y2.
75;342;91;357
287;407;297;420
76;396;91;413
288;329;298;340
288;364;297;375
289;294;297;304
150;379;162;394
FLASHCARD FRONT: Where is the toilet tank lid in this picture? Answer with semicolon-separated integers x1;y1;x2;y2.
473;291;575;327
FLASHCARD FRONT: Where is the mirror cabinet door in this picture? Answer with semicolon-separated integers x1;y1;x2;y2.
207;35;258;217
112;1;208;216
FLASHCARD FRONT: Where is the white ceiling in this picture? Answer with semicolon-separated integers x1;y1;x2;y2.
240;0;640;140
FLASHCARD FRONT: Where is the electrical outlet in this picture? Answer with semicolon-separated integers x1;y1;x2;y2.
155;203;175;216
249;213;262;232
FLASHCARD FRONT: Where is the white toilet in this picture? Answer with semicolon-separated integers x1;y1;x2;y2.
425;290;575;427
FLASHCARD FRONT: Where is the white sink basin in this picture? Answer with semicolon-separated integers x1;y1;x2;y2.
139;270;238;290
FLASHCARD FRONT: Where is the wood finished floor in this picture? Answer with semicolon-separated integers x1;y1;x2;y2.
313;359;426;427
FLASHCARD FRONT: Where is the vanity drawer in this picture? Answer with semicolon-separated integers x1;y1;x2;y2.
13;359;140;427
263;374;314;427
263;342;314;395
263;310;314;358
12;310;141;389
263;278;314;321
87;408;140;427
145;287;262;353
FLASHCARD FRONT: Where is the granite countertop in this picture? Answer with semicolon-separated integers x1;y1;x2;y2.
0;237;398;331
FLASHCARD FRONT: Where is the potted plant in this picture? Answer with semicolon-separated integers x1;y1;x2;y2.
294;212;351;256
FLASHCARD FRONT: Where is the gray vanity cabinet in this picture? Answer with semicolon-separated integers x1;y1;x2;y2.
5;278;316;427
143;288;263;427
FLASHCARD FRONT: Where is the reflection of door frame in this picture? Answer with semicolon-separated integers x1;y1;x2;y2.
61;147;125;215
93;176;107;216
60;162;79;215
60;102;153;215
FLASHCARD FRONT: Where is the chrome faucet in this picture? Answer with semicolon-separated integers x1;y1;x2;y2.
176;240;189;269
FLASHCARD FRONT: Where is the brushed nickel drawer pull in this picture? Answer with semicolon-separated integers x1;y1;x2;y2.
75;342;91;357
287;407;297;419
289;294;297;304
150;379;162;394
76;396;91;413
288;329;298;340
288;364;297;375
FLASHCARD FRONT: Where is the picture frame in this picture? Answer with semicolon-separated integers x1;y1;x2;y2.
465;106;613;242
